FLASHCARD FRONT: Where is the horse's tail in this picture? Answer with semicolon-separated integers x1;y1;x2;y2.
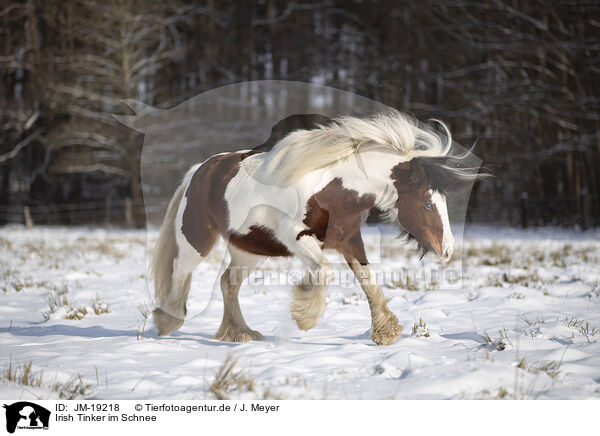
151;167;195;307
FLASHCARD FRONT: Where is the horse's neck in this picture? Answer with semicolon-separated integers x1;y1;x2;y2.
331;148;405;208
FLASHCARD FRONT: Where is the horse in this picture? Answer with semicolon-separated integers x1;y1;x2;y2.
151;110;485;345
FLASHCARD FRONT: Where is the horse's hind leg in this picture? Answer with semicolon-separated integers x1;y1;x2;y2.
154;248;200;335
213;245;264;342
154;221;215;336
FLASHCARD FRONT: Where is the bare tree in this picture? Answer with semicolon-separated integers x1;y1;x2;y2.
1;0;598;227
37;0;194;223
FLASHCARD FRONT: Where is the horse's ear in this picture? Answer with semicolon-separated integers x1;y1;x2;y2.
409;159;427;185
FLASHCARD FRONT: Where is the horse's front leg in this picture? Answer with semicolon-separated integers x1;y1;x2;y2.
289;234;333;331
346;257;402;345
343;231;402;345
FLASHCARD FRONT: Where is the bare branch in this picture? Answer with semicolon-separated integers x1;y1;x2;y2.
0;128;42;163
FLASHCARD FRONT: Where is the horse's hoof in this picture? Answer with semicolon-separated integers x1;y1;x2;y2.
371;316;402;345
213;326;264;342
290;284;327;331
153;308;184;336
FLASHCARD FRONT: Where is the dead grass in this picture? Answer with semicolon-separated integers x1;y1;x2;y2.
16;236;133;262
411;317;430;337
137;302;151;320
51;374;93;400
64;305;89;320
467;244;511;266
464;241;599;274
42;284;110;321
210;355;255;400
91;295;110;315
42;284;71;320
515;345;570;396
521;315;545;326
496;387;509;399
517;356;562;380
209;356;292;399
389;275;421;291
135;303;150;340
0;235;13;251
560;316;598;342
484;270;542;289
3;360;93;399
498;327;513;347
75;238;126;259
136;320;146;341
4;361;43;387
536;361;562;379
480;330;506;351
0;268;48;293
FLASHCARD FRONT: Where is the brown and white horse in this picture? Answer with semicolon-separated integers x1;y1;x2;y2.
151;111;483;345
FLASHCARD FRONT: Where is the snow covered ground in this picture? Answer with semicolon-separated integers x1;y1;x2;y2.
1;224;599;399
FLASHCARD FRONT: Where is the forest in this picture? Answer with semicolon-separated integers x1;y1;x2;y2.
1;0;599;228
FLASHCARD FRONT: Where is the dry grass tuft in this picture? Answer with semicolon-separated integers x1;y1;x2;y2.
136;320;146;341
1;269;48;293
210;355;255;400
64;305;88;320
411;317;430;337
91;295;110;315
481;330;506;351
51;374;93;400
137;302;151;320
521;315;545;326
560;316;598;342
4;361;43;387
42;284;109;321
42;284;71;320
3;360;93;399
496;387;509;399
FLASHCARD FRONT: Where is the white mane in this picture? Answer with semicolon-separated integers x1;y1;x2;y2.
260;110;452;185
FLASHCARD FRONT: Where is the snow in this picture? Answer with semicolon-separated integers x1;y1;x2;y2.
0;224;599;399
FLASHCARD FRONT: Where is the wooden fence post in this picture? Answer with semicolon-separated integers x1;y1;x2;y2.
24;206;34;229
105;196;112;226
580;188;589;230
520;192;528;229
125;197;133;228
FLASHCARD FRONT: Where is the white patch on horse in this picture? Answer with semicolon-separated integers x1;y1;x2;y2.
333;148;405;212
224;156;299;233
431;190;454;262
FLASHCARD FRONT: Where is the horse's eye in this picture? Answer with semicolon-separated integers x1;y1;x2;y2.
424;202;433;210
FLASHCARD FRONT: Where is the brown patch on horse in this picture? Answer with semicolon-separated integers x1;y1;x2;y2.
300;178;375;262
239;149;262;160
391;160;443;256
182;153;242;255
229;225;291;257
182;151;291;257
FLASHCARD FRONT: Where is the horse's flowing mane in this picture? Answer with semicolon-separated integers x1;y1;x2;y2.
260;110;453;184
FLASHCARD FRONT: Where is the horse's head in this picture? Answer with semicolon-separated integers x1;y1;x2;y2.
391;158;454;262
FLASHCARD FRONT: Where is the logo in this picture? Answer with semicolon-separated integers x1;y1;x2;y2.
2;402;50;434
